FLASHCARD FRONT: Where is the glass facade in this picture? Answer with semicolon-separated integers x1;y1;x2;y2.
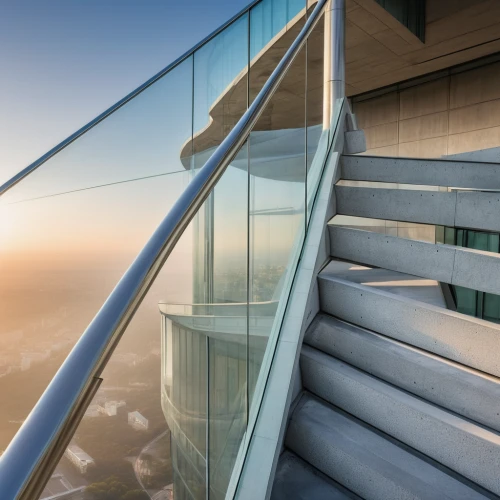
157;1;335;499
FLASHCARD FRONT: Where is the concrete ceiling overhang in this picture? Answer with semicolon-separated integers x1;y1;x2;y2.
184;0;500;159
346;0;500;95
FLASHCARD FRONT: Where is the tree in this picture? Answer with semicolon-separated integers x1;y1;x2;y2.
84;477;145;500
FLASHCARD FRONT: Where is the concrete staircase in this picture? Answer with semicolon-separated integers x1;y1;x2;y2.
271;154;500;500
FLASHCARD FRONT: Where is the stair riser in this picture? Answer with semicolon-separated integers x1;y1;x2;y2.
336;186;455;226
329;226;500;296
336;186;500;233
341;155;500;190
302;348;500;494
318;276;500;377
305;315;500;433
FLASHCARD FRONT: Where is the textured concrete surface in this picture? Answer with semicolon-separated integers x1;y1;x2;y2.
344;130;366;155
305;314;500;433
336;185;457;226
456;191;500;233
319;260;500;377
329;225;455;282
329;225;500;296
301;346;500;495
286;394;490;500
320;259;447;307
341;154;500;189
271;451;360;500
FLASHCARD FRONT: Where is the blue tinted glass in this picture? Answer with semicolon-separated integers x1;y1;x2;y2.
193;14;249;167
288;0;306;20
4;57;194;204
250;0;288;60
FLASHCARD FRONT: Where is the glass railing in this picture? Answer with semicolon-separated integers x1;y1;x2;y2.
158;3;333;499
0;0;336;499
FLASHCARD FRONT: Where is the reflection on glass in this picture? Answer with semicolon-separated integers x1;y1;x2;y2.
192;14;249;172
209;147;248;499
248;43;307;405
161;150;249;500
249;0;306;61
250;0;287;60
249;0;307;103
306;13;328;221
4;57;194;204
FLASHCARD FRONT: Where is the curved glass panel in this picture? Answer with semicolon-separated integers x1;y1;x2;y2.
249;0;308;103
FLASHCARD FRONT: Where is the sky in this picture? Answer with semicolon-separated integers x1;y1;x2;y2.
0;0;250;187
0;0;307;262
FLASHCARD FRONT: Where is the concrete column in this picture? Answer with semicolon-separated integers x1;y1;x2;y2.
323;0;345;130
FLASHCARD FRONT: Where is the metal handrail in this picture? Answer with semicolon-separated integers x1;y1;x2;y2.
0;0;329;497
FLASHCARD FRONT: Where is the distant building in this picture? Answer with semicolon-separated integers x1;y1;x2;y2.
40;472;85;499
65;444;94;474
128;411;149;430
99;400;126;416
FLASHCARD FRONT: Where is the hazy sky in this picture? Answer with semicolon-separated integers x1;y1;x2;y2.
0;0;250;186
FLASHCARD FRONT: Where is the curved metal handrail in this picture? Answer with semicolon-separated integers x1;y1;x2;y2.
0;0;329;498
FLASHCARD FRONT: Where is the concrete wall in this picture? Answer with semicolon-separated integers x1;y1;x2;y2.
353;60;500;158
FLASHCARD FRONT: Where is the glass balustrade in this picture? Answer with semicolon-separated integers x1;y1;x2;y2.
0;1;339;499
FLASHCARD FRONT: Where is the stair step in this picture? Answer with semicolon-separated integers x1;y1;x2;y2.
286;393;492;500
271;451;360;500
328;225;500;296
301;345;500;494
341;154;500;190
318;260;500;377
335;185;500;233
304;314;500;433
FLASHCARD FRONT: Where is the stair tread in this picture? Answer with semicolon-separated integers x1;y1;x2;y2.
321;258;447;307
301;344;500;494
328;225;500;297
286;393;492;500
304;313;500;433
335;184;500;233
341;154;500;190
318;258;500;377
271;451;360;500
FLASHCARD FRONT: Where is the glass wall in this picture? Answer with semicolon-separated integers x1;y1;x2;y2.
158;1;338;499
0;1;339;499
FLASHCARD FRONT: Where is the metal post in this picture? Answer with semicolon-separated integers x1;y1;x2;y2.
323;0;345;131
